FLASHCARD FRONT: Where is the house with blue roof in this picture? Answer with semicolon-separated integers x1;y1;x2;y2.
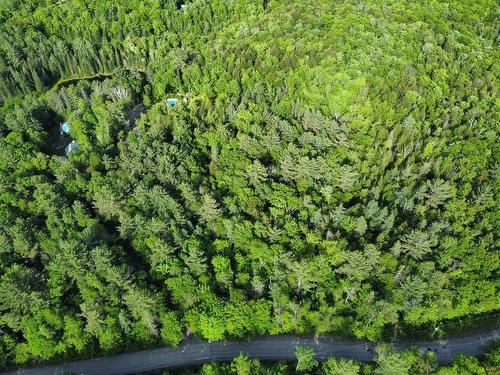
60;121;70;134
166;98;178;106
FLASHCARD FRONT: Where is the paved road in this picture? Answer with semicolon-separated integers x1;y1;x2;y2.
3;328;499;375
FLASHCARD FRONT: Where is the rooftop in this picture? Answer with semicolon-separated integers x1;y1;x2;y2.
60;122;70;134
166;98;178;106
65;140;79;155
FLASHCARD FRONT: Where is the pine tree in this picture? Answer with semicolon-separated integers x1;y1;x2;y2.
246;160;268;186
198;194;221;223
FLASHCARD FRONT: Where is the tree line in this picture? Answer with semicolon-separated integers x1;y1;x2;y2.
168;344;500;375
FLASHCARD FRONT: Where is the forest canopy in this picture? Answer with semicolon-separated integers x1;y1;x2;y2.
0;0;498;369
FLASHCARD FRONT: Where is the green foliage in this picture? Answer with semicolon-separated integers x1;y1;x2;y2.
160;311;183;347
166;346;500;374
0;0;498;370
323;357;360;375
295;345;318;373
374;344;411;375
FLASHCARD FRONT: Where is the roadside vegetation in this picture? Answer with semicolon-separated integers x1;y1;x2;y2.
163;344;500;375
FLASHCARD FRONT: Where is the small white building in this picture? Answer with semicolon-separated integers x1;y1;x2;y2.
65;140;79;155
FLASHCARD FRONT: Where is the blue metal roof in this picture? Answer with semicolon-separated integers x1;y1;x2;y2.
166;98;178;106
60;122;70;134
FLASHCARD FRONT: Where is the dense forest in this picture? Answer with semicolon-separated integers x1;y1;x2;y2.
0;0;498;370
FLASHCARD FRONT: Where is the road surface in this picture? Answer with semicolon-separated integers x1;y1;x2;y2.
3;327;499;375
